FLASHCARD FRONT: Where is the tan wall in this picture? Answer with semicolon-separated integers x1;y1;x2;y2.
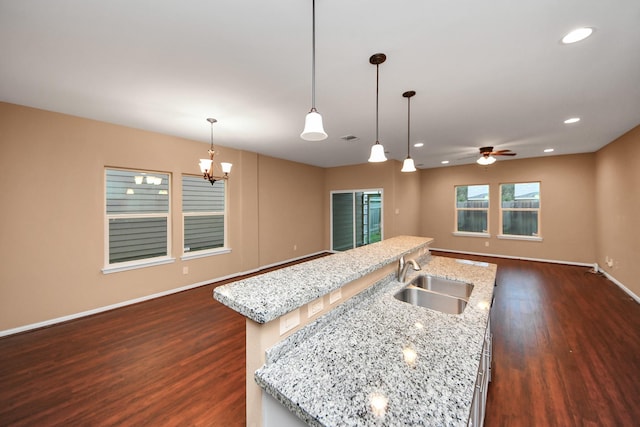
595;125;640;296
2;100;637;332
419;154;597;264
256;155;325;266
323;160;423;248
0;103;325;331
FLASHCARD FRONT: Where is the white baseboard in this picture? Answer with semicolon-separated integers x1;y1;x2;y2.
431;247;639;303
0;251;331;338
598;269;640;304
430;247;594;268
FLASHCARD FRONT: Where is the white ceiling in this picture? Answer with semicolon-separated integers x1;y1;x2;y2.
1;0;639;169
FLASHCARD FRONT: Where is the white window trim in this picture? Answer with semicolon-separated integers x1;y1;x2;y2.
181;175;230;258
102;256;176;274
104;212;172;271
182;210;227;257
181;247;232;261
452;231;491;238
497;234;543;242
104;169;172;273
499;182;542;239
455;184;490;235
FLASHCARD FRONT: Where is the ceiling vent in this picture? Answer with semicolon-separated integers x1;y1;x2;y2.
340;135;359;142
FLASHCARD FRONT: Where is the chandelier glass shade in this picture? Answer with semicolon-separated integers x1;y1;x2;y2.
199;118;232;185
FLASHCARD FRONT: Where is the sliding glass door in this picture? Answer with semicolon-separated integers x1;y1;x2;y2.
331;189;383;252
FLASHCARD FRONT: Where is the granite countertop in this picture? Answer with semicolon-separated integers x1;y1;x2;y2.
255;255;497;426
213;236;434;324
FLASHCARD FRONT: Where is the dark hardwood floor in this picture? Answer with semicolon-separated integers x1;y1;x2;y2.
433;252;640;427
1;253;639;426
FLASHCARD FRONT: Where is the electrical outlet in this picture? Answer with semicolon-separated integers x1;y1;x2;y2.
293;244;297;251
308;298;324;318
182;266;189;275
329;288;342;304
485;241;489;247
279;309;300;335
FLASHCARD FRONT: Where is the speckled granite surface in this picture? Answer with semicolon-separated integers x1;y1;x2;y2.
213;236;433;324
255;255;497;426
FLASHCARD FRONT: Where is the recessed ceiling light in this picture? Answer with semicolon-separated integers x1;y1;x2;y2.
562;27;594;44
441;160;450;164
413;142;424;148
564;117;581;124
544;148;555;153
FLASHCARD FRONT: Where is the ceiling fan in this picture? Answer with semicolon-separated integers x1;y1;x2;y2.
477;146;516;165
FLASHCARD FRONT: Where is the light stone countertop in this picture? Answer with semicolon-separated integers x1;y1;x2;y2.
255;255;497;426
213;236;434;324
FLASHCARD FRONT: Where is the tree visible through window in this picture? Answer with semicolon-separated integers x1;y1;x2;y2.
501;182;540;237
331;190;382;252
455;184;489;234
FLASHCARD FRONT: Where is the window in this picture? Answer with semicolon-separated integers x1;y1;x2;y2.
105;169;171;272
455;184;489;235
331;190;382;252
500;182;541;239
182;175;228;258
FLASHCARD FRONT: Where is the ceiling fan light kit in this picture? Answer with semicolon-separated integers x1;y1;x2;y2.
477;146;516;165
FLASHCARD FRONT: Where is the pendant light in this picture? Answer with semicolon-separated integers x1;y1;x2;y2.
300;0;327;141
368;53;388;162
401;90;417;172
199;118;232;185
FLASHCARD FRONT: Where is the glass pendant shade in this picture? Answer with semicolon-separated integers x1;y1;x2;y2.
401;90;417;173
221;162;233;174
199;159;213;173
401;157;416;172
368;142;387;162
301;110;327;141
477;156;496;165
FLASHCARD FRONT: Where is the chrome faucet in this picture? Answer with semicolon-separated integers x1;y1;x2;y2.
398;256;421;282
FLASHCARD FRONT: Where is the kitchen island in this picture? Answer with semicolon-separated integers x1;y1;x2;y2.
214;236;496;426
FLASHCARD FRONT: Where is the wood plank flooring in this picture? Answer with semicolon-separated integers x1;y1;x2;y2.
433;252;640;427
1;253;639;426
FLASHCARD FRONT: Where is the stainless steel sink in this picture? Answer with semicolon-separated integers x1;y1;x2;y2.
408;275;473;300
394;287;468;315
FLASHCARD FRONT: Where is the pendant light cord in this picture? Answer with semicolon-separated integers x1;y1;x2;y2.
210;121;214;150
311;0;317;111
375;63;379;142
406;95;410;156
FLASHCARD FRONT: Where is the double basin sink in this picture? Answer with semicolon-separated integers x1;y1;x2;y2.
395;274;473;315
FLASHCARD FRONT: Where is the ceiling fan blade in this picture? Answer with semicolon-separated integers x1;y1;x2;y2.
491;149;513;154
495;152;517;156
